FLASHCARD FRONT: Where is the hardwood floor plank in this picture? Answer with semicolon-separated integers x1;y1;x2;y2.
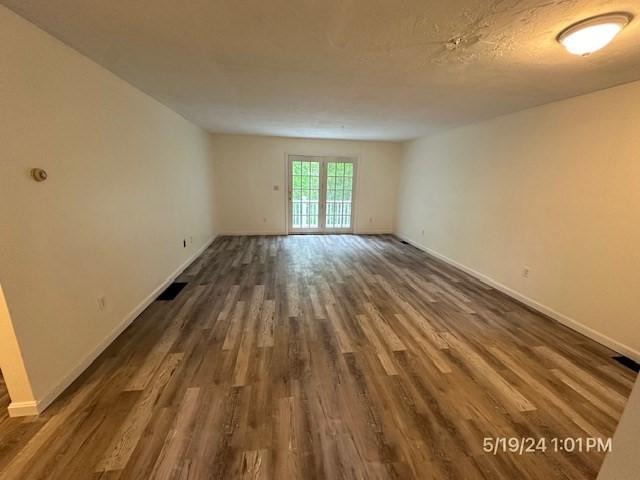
239;449;270;480
222;301;247;351
394;313;452;374
148;387;201;480
362;302;407;352
535;346;627;408
443;332;536;412
325;303;354;354
125;287;205;391
487;346;604;438
356;314;399;376
287;282;300;317
0;235;633;480
233;286;265;386
257;299;276;348
1;362;112;479
96;353;184;472
209;284;241;326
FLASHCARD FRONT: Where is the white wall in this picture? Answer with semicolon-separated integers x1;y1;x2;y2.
0;284;34;406
397;80;640;360
0;7;218;415
212;134;402;235
598;378;640;480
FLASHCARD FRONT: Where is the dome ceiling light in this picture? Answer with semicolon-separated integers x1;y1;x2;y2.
557;12;632;56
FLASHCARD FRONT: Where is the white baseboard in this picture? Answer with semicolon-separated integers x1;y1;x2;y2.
7;235;217;418
220;230;393;236
7;400;40;417
220;230;287;236
354;229;394;235
396;233;640;363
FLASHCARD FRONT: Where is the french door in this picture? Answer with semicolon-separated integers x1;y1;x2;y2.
288;155;356;233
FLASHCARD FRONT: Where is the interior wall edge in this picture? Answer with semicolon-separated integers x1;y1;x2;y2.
395;233;640;363
597;378;640;479
0;284;36;406
6;234;217;418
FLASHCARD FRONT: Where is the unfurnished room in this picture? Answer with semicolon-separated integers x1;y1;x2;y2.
0;1;639;479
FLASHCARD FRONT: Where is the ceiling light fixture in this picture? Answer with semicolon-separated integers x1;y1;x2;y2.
557;12;632;56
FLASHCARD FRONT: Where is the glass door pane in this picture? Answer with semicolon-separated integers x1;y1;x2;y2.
325;160;354;230
289;157;321;231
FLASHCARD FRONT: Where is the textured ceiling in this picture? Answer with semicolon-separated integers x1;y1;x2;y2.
3;0;640;140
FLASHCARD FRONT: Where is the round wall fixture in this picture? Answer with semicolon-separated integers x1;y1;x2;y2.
557;12;632;56
30;168;48;182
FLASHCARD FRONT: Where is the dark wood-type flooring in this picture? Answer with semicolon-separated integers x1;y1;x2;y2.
0;235;635;479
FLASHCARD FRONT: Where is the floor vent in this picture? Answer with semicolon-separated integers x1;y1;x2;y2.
157;282;187;301
613;355;640;373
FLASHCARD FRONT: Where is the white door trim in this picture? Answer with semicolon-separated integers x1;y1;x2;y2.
285;154;358;235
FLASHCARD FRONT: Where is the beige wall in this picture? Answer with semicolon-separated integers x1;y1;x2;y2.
397;80;640;360
0;7;217;413
212;134;402;235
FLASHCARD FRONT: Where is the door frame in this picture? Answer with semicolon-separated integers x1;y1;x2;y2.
285;153;358;235
286;155;324;234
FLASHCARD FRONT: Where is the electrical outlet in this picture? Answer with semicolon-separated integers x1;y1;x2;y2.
522;267;530;278
97;296;106;311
